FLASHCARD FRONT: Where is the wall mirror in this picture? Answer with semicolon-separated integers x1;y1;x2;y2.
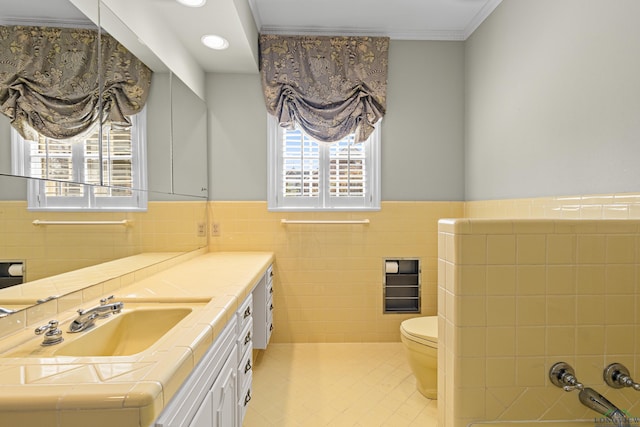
0;0;209;314
0;0;209;198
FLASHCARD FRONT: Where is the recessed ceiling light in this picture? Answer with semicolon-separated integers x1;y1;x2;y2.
176;0;206;7
201;35;229;50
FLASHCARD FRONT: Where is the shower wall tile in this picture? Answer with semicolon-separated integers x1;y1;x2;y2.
438;218;640;427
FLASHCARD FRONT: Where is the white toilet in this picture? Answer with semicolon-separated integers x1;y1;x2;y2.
400;316;438;399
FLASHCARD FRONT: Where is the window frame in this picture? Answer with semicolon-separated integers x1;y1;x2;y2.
267;114;381;212
11;110;148;212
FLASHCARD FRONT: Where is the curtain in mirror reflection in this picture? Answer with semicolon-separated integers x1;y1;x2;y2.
0;25;151;140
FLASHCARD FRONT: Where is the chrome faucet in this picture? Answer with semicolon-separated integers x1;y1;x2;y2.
550;362;630;427
68;296;124;333
579;388;630;427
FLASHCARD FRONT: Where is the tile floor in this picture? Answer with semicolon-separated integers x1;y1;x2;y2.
243;342;438;427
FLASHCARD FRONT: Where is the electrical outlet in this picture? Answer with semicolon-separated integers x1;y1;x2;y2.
197;222;206;237
212;222;221;236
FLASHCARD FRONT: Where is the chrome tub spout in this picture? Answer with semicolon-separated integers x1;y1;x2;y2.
579;387;630;427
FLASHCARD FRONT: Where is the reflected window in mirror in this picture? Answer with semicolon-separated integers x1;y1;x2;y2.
11;110;147;211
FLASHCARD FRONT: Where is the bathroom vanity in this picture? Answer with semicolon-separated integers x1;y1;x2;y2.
0;251;274;427
155;264;274;427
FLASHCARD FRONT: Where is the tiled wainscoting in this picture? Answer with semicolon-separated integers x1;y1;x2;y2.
209;201;464;343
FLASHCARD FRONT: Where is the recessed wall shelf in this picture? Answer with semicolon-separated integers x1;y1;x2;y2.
383;258;420;313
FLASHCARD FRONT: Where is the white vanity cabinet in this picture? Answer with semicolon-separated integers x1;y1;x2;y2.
155;317;238;427
154;263;274;427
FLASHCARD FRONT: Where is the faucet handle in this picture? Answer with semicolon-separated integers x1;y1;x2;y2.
100;295;114;305
34;320;64;346
604;363;640;390
35;320;59;335
550;362;584;391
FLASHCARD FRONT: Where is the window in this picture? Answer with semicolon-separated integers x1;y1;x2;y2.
268;115;380;211
11;110;147;211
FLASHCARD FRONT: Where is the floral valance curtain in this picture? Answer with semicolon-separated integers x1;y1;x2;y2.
259;34;389;143
0;25;152;140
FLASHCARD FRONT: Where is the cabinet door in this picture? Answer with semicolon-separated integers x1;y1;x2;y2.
189;393;213;427
212;349;238;427
187;346;238;427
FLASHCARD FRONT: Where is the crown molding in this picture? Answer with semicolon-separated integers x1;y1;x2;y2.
0;16;94;28
463;0;502;39
259;25;468;41
255;0;502;41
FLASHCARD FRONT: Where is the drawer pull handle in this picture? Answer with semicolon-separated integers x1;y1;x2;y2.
269;303;274;311
243;306;251;318
244;331;252;344
244;390;252;406
269;324;273;332
245;359;252;373
270;270;274;277
269;287;274;294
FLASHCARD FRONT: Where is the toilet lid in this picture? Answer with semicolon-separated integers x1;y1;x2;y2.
401;316;438;345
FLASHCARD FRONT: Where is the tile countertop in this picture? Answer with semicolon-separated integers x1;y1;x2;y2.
0;251;274;427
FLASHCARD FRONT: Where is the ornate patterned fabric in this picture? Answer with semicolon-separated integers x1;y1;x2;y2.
0;26;151;140
260;34;389;143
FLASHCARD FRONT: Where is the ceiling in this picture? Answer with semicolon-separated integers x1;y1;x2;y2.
162;0;503;73
251;0;503;40
0;0;502;74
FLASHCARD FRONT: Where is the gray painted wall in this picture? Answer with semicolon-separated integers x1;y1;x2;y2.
207;73;268;201
207;40;466;201
383;41;465;201
465;0;640;200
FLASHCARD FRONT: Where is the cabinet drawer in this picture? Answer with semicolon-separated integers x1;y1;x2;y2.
267;294;274;318
267;264;274;285
236;294;253;331
237;346;253;396
266;318;274;343
266;281;274;302
238;380;252;426
236;318;252;363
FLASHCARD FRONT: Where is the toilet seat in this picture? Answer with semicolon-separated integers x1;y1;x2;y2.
400;316;438;348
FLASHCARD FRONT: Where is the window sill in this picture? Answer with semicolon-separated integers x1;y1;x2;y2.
27;207;148;213
267;206;381;213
